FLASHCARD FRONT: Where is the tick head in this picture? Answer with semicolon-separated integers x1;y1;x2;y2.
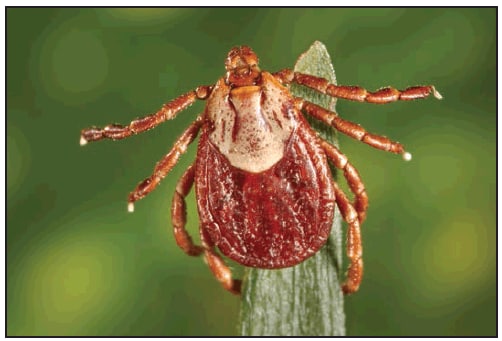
225;46;261;87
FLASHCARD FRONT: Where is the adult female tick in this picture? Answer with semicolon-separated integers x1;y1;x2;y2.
80;46;441;295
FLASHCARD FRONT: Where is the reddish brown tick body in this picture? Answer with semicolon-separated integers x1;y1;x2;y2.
81;46;441;295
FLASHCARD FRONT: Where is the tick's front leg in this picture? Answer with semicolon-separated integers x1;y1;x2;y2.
80;86;212;145
274;68;441;103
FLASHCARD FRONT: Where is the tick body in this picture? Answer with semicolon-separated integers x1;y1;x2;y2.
197;72;335;269
81;46;441;295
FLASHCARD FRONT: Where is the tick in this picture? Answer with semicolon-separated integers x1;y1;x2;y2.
80;46;441;295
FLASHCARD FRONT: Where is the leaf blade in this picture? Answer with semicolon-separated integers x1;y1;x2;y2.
239;41;345;336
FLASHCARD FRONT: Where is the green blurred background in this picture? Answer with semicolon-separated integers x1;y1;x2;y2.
7;8;496;336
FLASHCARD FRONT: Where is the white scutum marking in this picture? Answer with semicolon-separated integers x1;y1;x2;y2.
207;73;296;173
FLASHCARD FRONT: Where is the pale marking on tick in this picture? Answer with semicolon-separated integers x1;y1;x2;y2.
207;73;296;173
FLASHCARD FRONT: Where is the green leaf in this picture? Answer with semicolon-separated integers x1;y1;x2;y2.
239;41;345;336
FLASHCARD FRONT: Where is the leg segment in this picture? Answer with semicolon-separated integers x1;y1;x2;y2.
320;139;368;224
332;181;363;295
127;115;204;211
171;163;204;256
272;68;295;85
200;229;242;295
172;161;241;294
80;86;212;145
300;99;410;159
291;71;442;103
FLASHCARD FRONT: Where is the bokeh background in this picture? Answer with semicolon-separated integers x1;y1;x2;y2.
7;8;496;336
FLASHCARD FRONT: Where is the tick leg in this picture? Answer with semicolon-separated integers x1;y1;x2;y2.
332;181;363;295
171;163;204;256
320;139;368;224
300;99;411;160
291;71;442;103
200;230;242;295
127;116;203;212
173;160;240;294
80;86;212;145
272;68;295;84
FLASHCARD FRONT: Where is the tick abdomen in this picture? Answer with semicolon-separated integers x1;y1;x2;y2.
196;123;335;268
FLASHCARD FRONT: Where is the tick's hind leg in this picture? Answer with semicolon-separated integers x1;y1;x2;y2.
319;139;368;224
332;181;363;295
128;116;203;212
200;230;242;295
171;163;204;256
173;162;241;294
